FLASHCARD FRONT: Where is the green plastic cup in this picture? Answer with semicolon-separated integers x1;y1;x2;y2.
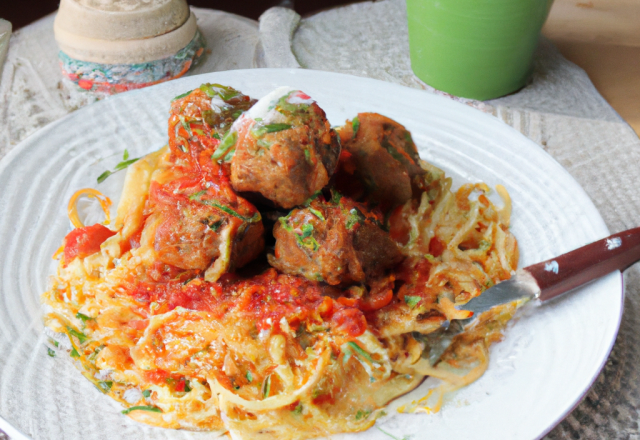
406;0;553;100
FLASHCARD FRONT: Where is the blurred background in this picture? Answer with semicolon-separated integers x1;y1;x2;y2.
0;0;347;27
0;0;638;134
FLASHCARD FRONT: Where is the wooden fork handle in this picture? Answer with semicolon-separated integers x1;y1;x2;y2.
526;227;640;302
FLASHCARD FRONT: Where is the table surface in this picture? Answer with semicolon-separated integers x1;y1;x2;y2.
543;0;640;136
1;1;640;439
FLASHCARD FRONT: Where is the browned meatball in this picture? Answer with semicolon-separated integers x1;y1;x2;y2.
334;113;425;213
268;193;403;285
226;88;340;209
147;177;264;279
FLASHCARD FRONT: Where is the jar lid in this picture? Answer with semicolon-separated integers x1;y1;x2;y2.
55;0;190;41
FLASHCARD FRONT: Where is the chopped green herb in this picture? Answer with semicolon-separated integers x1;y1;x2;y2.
53;340;59;347
404;295;422;309
189;190;207;201
199;83;239;101
232;110;243;119
121;405;162;415
212;132;221;140
331;190;343;204
208;219;223;232
246;371;253;383
355;409;371;420
347;341;377;364
47;347;56;357
76;312;93;323
70;348;80;358
262;375;271;398
304;148;312;164
264;123;292;133
424;254;437;262
299;223;314;239
292;403;303;415
309;208;325;221
97;149;141;184
142;390;151;398
303;191;322;206
66;326;88;344
98;381;113;393
295;224;319;251
257;138;272;150
172;90;194;101
345;208;363;230
352;116;360;138
211;131;237;160
223;148;236;162
250;123;293;138
179;115;194;137
190;192;261;223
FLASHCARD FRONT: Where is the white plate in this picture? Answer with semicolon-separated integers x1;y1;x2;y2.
0;69;622;440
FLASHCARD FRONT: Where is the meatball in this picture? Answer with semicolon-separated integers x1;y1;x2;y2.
168;83;255;170
224;87;341;209
268;193;403;285
147;174;264;282
334;113;425;213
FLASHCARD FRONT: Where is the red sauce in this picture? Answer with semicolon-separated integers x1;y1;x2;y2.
63;224;116;266
127;268;367;338
429;236;446;257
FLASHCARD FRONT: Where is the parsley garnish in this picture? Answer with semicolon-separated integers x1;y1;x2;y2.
295;224;319;251
66;326;88;344
355;409;371;420
352;116;360;138
211;131;237;161
172;90;193;101
347;341;377;364
199;83;239;101
404;296;421;309
47;347;56;357
345;208;364;230
303;191;322;206
309;208;325;221
70;348;80;358
262;375;271;398
121;405;162;415
250;123;292;138
246;371;253;383
189;191;261;223
98;381;113;393
97;149;140;184
76;312;93;323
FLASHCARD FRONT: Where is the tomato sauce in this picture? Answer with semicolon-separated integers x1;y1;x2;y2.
63;224;116;265
126;268;367;338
